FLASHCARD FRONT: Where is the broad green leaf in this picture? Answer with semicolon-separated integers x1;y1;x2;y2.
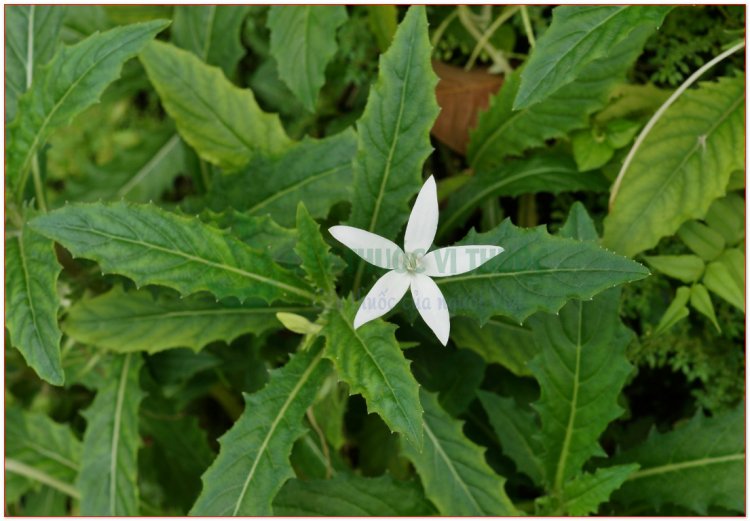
6;408;81;498
452;317;537;376
6;20;168;198
139;40;290;171
191;343;331;515
559;201;599;242
611;406;744;514
604;76;745;257
172;5;249;77
367;5;398;52
571;129;614;171
705;192;744;246
348;6;439;244
267;6;347;112
642;255;704;283
5;219;63;385
295;204;344;296
704;249;744;311
206;130;357;227
439;153;607;237
77;354;144;515
63;287;313;354
323;299;423;448
273;475;435;516
401;389;517;516
468;23;660;172
677;220;725;261
529;288;634;490
5;5;65;121
513;6;671;109
653;286;691;335
434;219;649;324
478;391;544;485
689;283;720;332
17;486;69;516
30;202;315;304
537;464;639;515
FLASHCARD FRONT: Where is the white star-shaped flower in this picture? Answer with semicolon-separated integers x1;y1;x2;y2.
330;176;504;345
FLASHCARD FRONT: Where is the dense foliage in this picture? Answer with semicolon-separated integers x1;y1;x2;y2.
4;5;745;516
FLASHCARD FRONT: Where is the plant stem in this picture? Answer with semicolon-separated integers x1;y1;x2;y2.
457;5;512;74
465;6;520;70
520;6;536;48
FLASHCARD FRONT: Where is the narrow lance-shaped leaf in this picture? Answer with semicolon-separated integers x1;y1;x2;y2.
267;5;348;112
7;19;168;197
191;343;331;515
30;202;315;304
63;286;316;354
139;40;290;171
323;299;423;448
295;204;345;296
77;353;144;515
401;389;517;516
604;75;745;257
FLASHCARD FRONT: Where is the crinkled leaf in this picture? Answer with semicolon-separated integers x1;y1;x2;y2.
704;248;744;311
295;204;344;296
452;317;536;376
29;202;315;304
191;344;330;515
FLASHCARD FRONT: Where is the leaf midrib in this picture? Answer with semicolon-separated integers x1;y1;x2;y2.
6;458;80;499
116;133;180;197
436;266;645;285
71;305;314;324
626;453;744;481
109;353;131;516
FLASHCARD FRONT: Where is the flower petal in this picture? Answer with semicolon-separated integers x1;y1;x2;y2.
353;270;411;328
329;225;404;270
404;175;439;256
421;245;504;277
410;273;450;345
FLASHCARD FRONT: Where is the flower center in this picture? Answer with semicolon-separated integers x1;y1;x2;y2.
404;252;421;273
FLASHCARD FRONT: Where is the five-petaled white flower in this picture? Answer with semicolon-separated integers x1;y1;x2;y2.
329;176;504;345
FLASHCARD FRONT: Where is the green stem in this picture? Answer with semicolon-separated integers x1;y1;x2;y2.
465;6;520;70
520;6;536;48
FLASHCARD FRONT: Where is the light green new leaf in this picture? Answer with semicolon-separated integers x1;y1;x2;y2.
611;406;744;514
513;6;671;109
653;286;691;335
705;192;745;246
63;287;313;354
452;317;537;377
6;408;81;498
30;202;315;304
191;344;331;515
434;219;649;324
5;5;65;121
77;354;144;515
273;475;435;516
529;288;634;490
172;5;249;77
6;219;64;385
689;283;720;332
7;20;168;198
678;221;725;261
572;129;614;171
323;299;423;448
295;204;344;295
604;76;745;257
401;390;517;516
642;255;704;283
704;248;744;311
478;391;544;485
348;5;439;244
267;6;347;112
207;129;357;227
139;40;290;171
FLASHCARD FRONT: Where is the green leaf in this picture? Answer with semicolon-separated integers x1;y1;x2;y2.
191;343;331;515
273;475;435;516
538;464;639;515
604;118;641;148
139;40;290;171
439;153;608;238
703;248;744;311
295;204;344;296
705;192;744;246
267;6;347;112
677;220;725;261
434;219;649;324
642;255;704;283
6;408;81;497
322;299;423;448
7;20;168;198
401;389;517;516
571;129;614;171
367;5;398;52
5;5;65;121
653;286;691;335
172;5;249;77
604;75;745;257
63;287;312;354
610;406;744;514
689;283;720;332
206;130;357;227
29;202;315;304
77;353;144;515
451;317;537;377
5;219;64;385
529;288;634;490
513;6;671;109
348;5;439;243
478;391;544;485
276;312;322;336
559;201;599;241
